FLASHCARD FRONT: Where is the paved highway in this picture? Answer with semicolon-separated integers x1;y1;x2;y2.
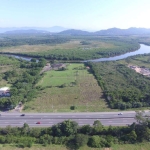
0;111;149;127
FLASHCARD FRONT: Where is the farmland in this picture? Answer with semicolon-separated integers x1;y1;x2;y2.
23;63;109;112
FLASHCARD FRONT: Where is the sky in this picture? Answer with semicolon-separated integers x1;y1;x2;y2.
0;0;150;31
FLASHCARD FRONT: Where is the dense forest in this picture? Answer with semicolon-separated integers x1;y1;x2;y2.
0;34;69;47
0;56;46;110
87;54;150;109
0;111;149;149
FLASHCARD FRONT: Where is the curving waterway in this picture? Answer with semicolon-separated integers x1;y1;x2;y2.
87;44;150;62
3;44;150;62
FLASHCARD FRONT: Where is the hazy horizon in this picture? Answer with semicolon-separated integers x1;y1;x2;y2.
0;0;150;31
0;26;150;32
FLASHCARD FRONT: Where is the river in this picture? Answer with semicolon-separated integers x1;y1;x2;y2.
88;44;150;62
3;44;150;62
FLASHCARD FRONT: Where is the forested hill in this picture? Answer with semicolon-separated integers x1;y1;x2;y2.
59;29;92;35
59;27;150;35
2;27;150;35
95;27;150;35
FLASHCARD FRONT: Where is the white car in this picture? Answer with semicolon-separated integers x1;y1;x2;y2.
118;113;123;115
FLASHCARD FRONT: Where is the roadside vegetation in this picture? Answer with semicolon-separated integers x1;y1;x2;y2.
0;112;149;149
24;63;108;112
88;53;150;110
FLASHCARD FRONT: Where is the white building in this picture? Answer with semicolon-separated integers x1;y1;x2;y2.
0;87;10;96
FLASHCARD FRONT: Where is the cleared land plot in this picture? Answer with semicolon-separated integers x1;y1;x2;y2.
24;63;109;112
38;65;76;87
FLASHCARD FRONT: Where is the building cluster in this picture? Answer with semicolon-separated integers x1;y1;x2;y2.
41;63;66;73
0;87;10;97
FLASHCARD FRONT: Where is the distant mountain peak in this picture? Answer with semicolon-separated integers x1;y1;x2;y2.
1;27;150;35
0;26;67;33
59;29;91;35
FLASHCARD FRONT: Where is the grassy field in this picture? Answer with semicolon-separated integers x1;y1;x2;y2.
0;40;115;53
37;64;77;87
23;63;109;112
1;143;150;150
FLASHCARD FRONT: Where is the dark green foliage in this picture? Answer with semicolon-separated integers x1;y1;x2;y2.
0;116;149;148
0;57;46;110
74;134;89;149
88;58;150;109
0;34;69;47
51;120;78;137
88;135;101;148
70;105;77;110
80;125;93;135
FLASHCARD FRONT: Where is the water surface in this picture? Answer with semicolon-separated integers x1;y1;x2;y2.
89;44;150;62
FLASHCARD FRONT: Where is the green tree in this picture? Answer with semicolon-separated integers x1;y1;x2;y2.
88;135;101;148
126;130;137;143
93;120;103;134
60;120;78;136
74;134;89;149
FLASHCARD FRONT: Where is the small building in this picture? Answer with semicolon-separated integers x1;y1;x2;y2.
51;63;66;70
0;87;10;97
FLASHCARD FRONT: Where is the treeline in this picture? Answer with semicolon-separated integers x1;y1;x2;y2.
0;36;140;60
27;39;140;60
0;57;46;109
0;112;149;149
0;35;69;47
87;59;150;109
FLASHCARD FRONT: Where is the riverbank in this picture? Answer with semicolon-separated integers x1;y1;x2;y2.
1;44;150;63
0;37;140;61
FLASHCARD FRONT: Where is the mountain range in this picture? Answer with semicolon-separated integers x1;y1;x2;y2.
0;26;67;33
1;27;150;35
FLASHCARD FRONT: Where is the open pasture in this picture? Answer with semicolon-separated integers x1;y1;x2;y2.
24;63;109;112
0;40;115;53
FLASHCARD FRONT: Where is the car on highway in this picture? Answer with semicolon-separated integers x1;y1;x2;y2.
118;113;123;115
20;114;25;116
36;121;41;124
